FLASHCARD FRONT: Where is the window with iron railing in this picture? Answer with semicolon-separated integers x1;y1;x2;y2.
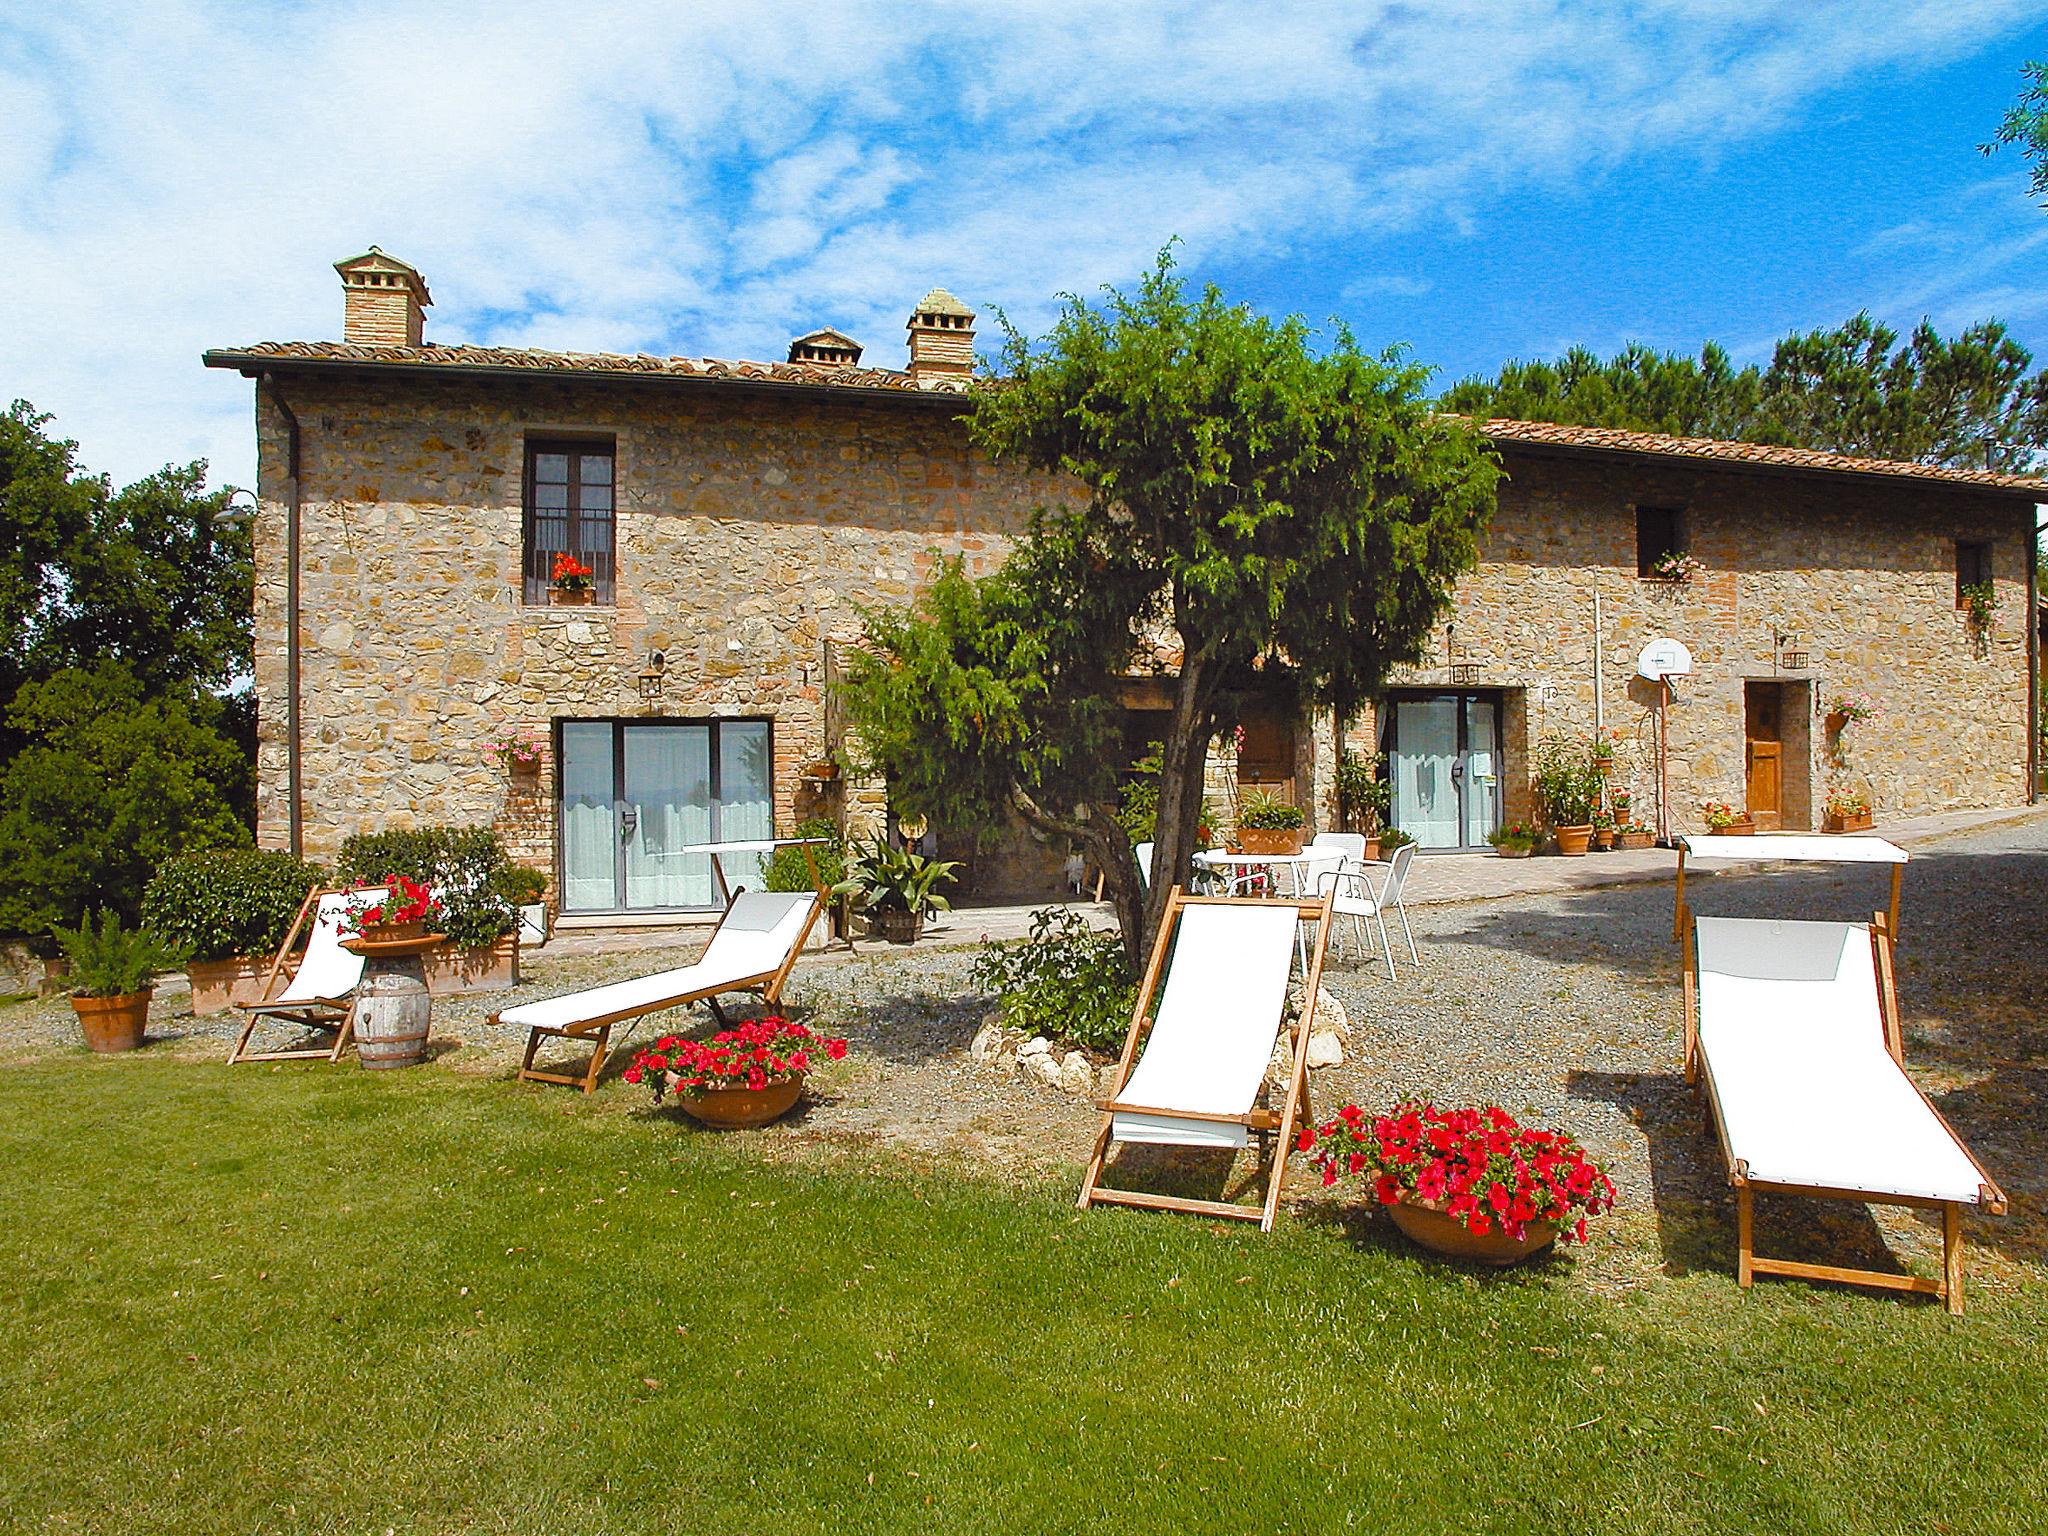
523;439;615;604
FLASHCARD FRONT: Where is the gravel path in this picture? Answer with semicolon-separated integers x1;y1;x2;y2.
8;813;2042;1298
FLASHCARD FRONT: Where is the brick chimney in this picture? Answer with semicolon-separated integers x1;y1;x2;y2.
787;328;864;367
335;247;432;347
905;288;975;383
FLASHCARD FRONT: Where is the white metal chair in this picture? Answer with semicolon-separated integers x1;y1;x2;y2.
1317;843;1420;978
1308;831;1367;869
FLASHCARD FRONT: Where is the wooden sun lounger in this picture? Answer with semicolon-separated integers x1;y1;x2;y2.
227;886;385;1065
1078;888;1335;1231
493;888;823;1093
1683;909;2006;1314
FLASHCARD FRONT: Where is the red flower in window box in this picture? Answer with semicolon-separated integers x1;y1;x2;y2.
1303;1100;1614;1265
549;552;595;592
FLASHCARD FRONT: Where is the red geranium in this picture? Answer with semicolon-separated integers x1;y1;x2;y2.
338;874;442;936
1300;1100;1615;1246
627;1016;849;1101
550;552;595;591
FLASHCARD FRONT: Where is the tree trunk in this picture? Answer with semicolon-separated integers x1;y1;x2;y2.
1142;651;1217;955
1007;785;1147;972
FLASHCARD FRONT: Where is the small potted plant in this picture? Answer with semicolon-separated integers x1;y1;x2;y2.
1590;810;1616;851
483;728;546;776
1532;733;1600;855
626;1016;849;1129
1236;788;1307;855
1647;550;1703;583
1589;730;1619;776
1336;749;1392;857
834;837;961;944
1616;820;1656;851
549;552;596;606
339;875;443;944
1960;581;1997;631
1824;690;1878;737
492;864;551;947
1376;827;1416;856
58;910;176;1053
1700;800;1754;836
1300;1101;1615;1265
1486;823;1538;858
1823;787;1874;834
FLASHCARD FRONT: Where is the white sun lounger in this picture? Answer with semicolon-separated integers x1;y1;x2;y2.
496;887;823;1093
1078;888;1335;1231
1684;912;2005;1314
228;886;388;1065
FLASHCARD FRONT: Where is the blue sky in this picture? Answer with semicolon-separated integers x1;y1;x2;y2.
2;2;2045;491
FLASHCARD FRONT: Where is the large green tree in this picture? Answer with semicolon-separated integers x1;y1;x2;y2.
838;256;1498;962
1983;58;2048;205
0;403;254;937
1441;315;2048;474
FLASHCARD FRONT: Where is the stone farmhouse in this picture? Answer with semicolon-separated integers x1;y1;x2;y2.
205;250;2042;920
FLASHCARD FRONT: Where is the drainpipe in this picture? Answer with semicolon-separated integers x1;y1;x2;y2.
2030;504;2041;804
262;375;305;857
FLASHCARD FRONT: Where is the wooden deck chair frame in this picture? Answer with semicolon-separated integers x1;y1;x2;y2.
227;885;359;1065
500;877;827;1095
1680;898;2008;1315
1078;887;1335;1232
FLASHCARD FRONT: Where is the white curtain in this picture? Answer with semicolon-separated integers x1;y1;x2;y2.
624;725;713;909
719;721;773;889
559;722;616;912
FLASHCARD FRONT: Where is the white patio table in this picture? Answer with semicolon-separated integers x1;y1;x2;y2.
1191;848;1351;971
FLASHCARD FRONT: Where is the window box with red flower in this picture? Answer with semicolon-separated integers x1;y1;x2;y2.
626;1016;849;1129
1301;1101;1615;1266
549;553;597;606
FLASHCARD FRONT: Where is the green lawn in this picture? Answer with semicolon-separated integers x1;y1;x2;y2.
1;1054;2039;1534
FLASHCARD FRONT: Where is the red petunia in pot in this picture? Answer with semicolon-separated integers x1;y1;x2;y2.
626;1016;848;1130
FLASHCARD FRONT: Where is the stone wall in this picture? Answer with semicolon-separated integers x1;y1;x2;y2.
250;374;1060;892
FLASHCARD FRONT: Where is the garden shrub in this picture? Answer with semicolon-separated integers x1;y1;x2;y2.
335;826;516;950
968;906;1134;1052
141;848;330;962
762;818;847;894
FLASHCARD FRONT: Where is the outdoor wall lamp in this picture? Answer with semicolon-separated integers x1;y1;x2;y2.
637;650;667;701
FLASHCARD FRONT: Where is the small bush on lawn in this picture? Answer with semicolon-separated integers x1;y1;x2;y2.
141;848;330;962
762;818;847;893
968;906;1133;1051
335;826;517;950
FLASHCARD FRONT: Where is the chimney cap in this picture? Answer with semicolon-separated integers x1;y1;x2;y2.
911;287;974;321
333;246;433;306
787;327;865;365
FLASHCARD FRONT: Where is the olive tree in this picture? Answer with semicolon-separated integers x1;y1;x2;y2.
838;254;1498;964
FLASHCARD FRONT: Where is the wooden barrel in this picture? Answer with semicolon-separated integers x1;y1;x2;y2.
355;955;430;1069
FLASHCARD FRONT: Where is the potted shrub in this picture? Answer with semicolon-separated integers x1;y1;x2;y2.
1532;733;1599;856
1236;789;1307;855
1336;749;1392;855
1486;823;1538;858
1589;811;1615;851
1589;730;1619;776
141;848;330;1015
1377;827;1416;856
492;864;551;947
835;837;960;944
1823;787;1874;834
1701;800;1754;836
1300;1101;1615;1266
549;552;596;606
58;911;176;1053
625;1016;848;1128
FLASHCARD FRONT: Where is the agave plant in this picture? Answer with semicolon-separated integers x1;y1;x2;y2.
832;838;961;915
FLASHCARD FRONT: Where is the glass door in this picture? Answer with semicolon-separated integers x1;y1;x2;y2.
557;718;775;913
1385;693;1503;851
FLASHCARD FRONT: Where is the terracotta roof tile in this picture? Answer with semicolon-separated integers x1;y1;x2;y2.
202;339;970;396
1480;417;2044;495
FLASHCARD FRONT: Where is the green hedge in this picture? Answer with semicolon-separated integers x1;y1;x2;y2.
334;827;518;951
141;849;330;963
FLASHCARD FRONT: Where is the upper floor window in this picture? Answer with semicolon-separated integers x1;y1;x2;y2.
524;439;615;604
1954;539;1992;607
1635;506;1686;577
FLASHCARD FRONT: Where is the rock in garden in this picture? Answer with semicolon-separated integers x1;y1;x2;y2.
1096;1064;1122;1100
970;1021;1005;1064
1025;1051;1064;1088
1057;1051;1094;1096
1018;1036;1054;1060
1306;1029;1344;1069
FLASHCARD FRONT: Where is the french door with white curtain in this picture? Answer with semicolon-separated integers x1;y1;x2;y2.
1383;692;1502;851
557;718;774;914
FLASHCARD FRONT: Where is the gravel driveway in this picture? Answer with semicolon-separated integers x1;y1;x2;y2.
8;812;2041;1299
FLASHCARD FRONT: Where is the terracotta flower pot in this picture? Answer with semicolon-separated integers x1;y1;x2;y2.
71;989;152;1053
672;1074;804;1129
1238;827;1305;856
1388;1198;1558;1267
865;907;923;945
550;587;595;606
1590;829;1614;851
1707;818;1755;836
1824;710;1850;735
1617;830;1656;850
1494;844;1532;858
353;920;427;945
1823;810;1874;834
1363;836;1382;862
1553;824;1593;856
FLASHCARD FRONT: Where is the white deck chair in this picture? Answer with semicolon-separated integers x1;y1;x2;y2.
1686;913;2006;1314
1317;843;1419;977
1078;887;1335;1230
228;886;387;1064
495;888;824;1093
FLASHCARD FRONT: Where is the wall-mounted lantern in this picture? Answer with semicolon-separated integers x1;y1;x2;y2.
637;650;667;701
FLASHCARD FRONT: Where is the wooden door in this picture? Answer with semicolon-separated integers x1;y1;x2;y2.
1744;683;1783;830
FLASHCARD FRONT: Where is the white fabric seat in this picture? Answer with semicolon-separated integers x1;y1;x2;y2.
1695;917;1985;1204
245;888;382;1009
1111;903;1301;1151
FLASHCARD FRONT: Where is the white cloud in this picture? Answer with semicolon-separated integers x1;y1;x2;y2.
0;0;2041;487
